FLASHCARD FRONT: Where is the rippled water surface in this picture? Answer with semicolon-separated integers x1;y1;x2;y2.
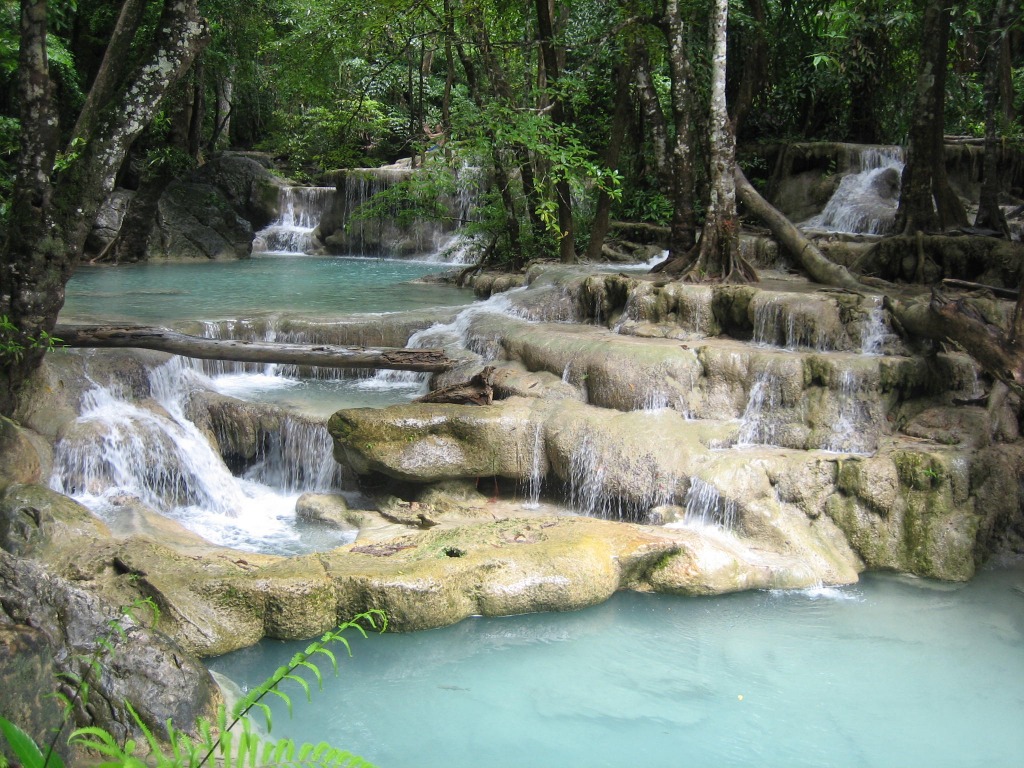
210;563;1024;768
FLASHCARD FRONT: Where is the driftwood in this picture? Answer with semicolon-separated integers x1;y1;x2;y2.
53;324;455;372
416;366;496;405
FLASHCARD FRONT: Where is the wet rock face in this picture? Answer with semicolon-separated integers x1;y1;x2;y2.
328;268;1018;588
150;181;255;261
0;548;220;749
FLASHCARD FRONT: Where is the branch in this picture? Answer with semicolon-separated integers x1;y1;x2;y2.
54;325;456;372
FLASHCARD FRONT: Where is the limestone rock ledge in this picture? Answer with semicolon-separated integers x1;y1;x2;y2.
0;478;858;659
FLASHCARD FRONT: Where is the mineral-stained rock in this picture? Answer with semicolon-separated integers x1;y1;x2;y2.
0;417;48;489
0;484;110;558
296;492;362;530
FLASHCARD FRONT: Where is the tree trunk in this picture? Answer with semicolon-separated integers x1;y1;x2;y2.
54;325;456;372
663;0;698;257
731;0;768;136
896;0;967;235
0;0;209;415
585;56;631;261
534;0;576;264
734;168;865;292
975;0;1013;236
889;285;1024;399
688;0;754;283
634;48;672;190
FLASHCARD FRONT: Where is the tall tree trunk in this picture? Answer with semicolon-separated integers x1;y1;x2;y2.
0;0;209;415
586;56;632;261
534;0;575;264
975;0;1014;236
210;70;234;150
686;0;755;282
731;0;767;136
896;0;967;235
664;0;698;257
634;47;672;190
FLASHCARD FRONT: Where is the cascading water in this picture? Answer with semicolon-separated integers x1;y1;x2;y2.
680;477;737;529
365;288;529;391
51;358;352;555
751;294;833;351
254;187;334;255
822;369;876;455
322;166;483;259
802;147;904;235
735;371;785;447
522;422;545;510
566;428;677;521
860;295;890;355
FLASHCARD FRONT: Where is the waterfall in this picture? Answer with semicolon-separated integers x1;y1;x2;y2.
860;296;889;355
822;369;875;455
243;416;346;492
522;422;545;509
682;477;738;530
751;294;832;351
736;372;784;447
323;165;483;259
802;147;904;235
51;358;351;555
52;382;248;515
254;187;334;255
565;429;676;521
365;289;528;390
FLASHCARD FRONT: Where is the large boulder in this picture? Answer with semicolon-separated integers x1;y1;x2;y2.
0;549;220;749
148;180;254;261
191;154;285;229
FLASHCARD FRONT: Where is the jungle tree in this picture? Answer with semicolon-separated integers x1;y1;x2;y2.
0;0;208;415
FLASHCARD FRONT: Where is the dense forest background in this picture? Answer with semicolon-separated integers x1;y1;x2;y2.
1;0;1023;411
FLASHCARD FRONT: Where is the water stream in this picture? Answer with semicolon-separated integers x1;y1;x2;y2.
57;247;1024;767
802;147;904;235
209;561;1024;768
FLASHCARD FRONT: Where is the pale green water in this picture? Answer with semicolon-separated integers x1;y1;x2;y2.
209;563;1024;768
61;255;469;324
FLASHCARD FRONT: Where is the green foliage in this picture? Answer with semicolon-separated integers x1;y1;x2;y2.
0;609;386;768
617;190;674;227
0;315;65;364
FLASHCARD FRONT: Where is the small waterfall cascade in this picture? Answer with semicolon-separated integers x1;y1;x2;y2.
566;429;677;520
681;477;738;530
254;186;335;255
368;289;527;388
859;295;893;355
51;358;349;554
751;293;836;351
521;422;545;510
802;146;905;235
52;380;247;515
320;165;483;259
242;416;346;493
195;320;375;382
735;371;785;447
822;369;875;455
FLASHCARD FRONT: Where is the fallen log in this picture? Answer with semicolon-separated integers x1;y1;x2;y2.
734;167;866;292
53;325;455;372
416;366;496;405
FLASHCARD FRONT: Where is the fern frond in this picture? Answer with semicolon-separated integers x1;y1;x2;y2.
309;647;338;674
282;674;311;701
294;660;323;690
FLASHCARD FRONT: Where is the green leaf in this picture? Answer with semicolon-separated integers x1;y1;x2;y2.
0;718;46;768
